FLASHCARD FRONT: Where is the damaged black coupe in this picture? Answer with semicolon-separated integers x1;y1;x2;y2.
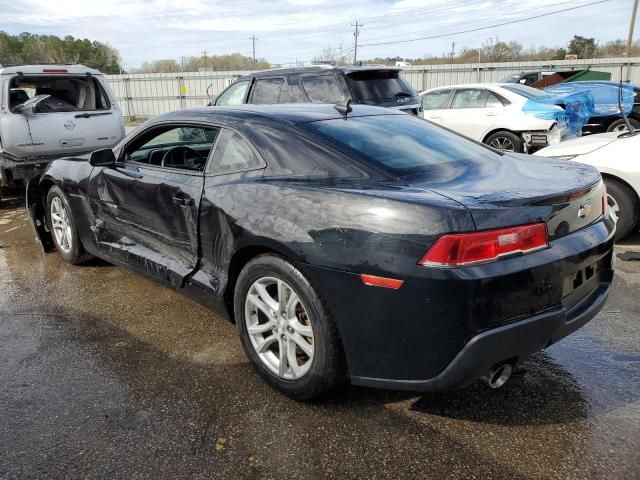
27;104;615;400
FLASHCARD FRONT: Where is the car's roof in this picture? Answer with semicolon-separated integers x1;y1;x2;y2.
0;64;103;76
151;103;405;125
421;83;509;93
243;65;402;79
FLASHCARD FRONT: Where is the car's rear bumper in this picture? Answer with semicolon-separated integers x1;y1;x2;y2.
300;215;615;392
350;280;609;392
0;153;52;186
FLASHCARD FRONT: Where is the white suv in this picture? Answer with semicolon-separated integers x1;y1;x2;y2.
420;83;571;153
0;64;125;197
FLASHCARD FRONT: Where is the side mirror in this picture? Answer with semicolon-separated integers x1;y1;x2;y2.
89;149;116;167
519;79;527;85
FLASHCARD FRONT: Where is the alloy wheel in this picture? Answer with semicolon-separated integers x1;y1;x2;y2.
50;197;73;254
607;194;620;223
244;276;314;380
489;136;515;152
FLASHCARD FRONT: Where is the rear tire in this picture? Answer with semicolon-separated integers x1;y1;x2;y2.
606;118;640;133
605;178;638;241
46;185;93;264
484;131;523;153
234;254;346;400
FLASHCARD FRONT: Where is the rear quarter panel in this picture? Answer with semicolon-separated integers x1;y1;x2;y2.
194;175;475;301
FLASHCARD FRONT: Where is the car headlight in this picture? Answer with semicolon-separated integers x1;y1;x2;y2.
550;155;577;161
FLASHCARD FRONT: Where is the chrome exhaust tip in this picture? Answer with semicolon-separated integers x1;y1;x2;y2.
481;364;513;389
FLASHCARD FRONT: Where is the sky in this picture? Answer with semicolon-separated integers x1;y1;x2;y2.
0;0;634;67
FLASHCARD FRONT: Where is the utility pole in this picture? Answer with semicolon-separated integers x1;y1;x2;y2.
450;41;456;64
250;36;257;69
202;50;208;71
625;0;639;81
351;21;362;65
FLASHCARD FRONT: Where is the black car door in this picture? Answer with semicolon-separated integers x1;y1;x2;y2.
88;123;219;286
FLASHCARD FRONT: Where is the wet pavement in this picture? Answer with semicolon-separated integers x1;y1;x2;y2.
1;193;639;480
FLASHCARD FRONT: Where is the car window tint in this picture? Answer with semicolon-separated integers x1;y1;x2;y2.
300;114;503;177
209;129;263;174
451;89;492;108
216;81;249;106
422;90;451;110
485;92;503;108
345;70;414;101
252;78;291;104
301;75;346;103
125;126;218;171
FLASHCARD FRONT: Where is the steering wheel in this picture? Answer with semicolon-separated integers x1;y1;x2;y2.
160;146;203;170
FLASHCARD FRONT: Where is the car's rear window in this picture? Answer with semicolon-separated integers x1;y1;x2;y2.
345;70;415;101
501;84;548;99
299;114;502;176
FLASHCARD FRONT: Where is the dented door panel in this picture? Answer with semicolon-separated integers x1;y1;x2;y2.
88;163;204;286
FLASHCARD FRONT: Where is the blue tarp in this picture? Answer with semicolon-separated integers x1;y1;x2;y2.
543;82;635;117
522;91;595;136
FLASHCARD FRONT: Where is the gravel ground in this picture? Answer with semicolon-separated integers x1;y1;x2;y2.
1;194;639;480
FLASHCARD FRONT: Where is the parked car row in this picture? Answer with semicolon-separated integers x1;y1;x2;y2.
2;64;638;242
6;61;633;399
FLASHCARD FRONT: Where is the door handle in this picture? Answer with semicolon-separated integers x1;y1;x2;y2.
485;111;498;116
117;166;144;179
172;196;193;206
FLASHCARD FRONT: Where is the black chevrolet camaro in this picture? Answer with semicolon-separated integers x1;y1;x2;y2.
27;104;615;400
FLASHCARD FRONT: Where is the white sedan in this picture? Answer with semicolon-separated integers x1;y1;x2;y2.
536;130;640;240
420;83;571;153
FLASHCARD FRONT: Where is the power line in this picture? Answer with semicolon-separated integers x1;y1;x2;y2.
359;0;590;43
359;0;613;48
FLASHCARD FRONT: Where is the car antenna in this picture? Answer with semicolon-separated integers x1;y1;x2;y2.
618;65;635;134
334;98;352;119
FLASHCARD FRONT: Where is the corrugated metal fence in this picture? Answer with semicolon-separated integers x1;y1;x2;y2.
106;57;640;119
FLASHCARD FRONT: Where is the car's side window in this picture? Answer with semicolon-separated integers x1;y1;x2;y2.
216;81;250;106
485;92;504;108
450;89;494;109
422;90;451;110
123;125;218;172
208;129;264;175
301;75;346;103
251;78;292;104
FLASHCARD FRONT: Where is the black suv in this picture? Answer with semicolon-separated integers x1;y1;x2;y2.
211;65;422;116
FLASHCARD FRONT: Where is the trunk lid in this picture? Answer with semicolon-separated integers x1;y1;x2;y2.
402;153;604;239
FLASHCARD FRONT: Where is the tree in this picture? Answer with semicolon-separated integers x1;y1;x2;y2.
481;38;523;62
568;35;597;59
0;31;122;73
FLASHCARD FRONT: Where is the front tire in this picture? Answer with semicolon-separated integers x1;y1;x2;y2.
605;178;638;241
484;131;523;153
234;255;345;400
46;185;93;264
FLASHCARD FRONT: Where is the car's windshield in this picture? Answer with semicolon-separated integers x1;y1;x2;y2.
299;114;503;177
345;70;415;101
501;84;548;99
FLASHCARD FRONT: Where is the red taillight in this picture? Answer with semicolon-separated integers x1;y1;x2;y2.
360;274;404;289
42;68;68;73
418;223;548;267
